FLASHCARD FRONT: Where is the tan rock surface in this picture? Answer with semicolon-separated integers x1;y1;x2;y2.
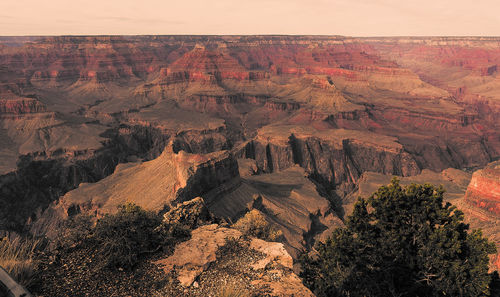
155;224;242;286
154;223;314;296
62;146;236;214
205;165;344;258
249;238;293;270
30;146;238;237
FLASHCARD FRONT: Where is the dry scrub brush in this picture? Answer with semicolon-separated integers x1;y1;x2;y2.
233;209;282;241
217;282;250;297
0;236;40;288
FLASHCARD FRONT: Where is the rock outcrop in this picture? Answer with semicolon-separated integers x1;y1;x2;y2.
205;165;344;257
155;224;242;287
29;146;239;237
154;224;314;296
454;161;500;271
465;161;500;215
0;98;46;115
237;125;420;194
161;197;214;229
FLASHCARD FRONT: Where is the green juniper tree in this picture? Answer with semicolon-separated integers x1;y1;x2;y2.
301;178;496;297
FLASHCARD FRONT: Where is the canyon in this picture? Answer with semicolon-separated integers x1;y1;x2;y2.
0;36;499;275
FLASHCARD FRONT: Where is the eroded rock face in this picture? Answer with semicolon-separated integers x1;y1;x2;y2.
454;161;500;271
0;98;46;114
29;146;239;237
0;36;498;261
465;161;500;215
237;125;420;194
205;164;344;258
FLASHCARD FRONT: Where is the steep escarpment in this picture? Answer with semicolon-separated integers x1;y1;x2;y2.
204;165;344;257
465;161;500;215
0;98;46;114
236;125;420;194
0;147;122;233
446;161;500;271
30;145;239;237
0;117;233;234
366;37;500;159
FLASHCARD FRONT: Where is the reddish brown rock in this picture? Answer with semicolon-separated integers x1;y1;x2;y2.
29;145;239;237
205;165;344;258
465;161;500;215
0;98;46;114
0;35;497;246
237;125;420;194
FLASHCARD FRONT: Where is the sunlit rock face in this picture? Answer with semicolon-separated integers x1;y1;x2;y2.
0;36;499;255
465;161;500;215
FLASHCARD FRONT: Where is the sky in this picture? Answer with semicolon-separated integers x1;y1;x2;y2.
0;0;499;36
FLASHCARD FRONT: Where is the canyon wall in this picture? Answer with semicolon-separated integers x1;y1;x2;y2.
0;36;498;261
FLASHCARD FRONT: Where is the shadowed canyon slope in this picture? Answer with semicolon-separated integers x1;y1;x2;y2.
0;36;499;267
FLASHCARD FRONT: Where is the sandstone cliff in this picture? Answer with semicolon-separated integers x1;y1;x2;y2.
465;161;500;215
30;145;239;237
236;125;420;194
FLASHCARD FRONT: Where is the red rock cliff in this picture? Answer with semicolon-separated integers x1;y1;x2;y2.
465;161;500;215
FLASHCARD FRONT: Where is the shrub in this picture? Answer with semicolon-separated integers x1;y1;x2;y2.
56;214;94;248
54;202;201;271
233;209;282;241
301;178;496;297
93;203;163;269
0;236;40;288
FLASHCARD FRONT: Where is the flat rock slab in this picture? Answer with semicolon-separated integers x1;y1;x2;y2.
154;224;242;286
249;238;293;270
154;224;315;296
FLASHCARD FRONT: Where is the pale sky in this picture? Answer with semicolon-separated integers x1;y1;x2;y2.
0;0;499;36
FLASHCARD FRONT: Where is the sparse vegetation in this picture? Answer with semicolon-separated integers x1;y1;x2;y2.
217;237;248;259
33;201;206;296
301;178;497;297
92;202;165;269
56;213;94;248
56;202;193;270
217;283;250;297
0;236;41;288
233;209;282;241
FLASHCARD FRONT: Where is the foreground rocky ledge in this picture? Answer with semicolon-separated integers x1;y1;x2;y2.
155;223;314;296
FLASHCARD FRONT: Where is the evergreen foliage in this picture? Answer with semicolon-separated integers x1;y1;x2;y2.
301;178;496;297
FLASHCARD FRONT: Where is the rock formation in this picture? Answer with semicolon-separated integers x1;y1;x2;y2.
154;223;314;296
465;161;500;215
0;35;499;279
29;145;238;237
205;164;344;257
